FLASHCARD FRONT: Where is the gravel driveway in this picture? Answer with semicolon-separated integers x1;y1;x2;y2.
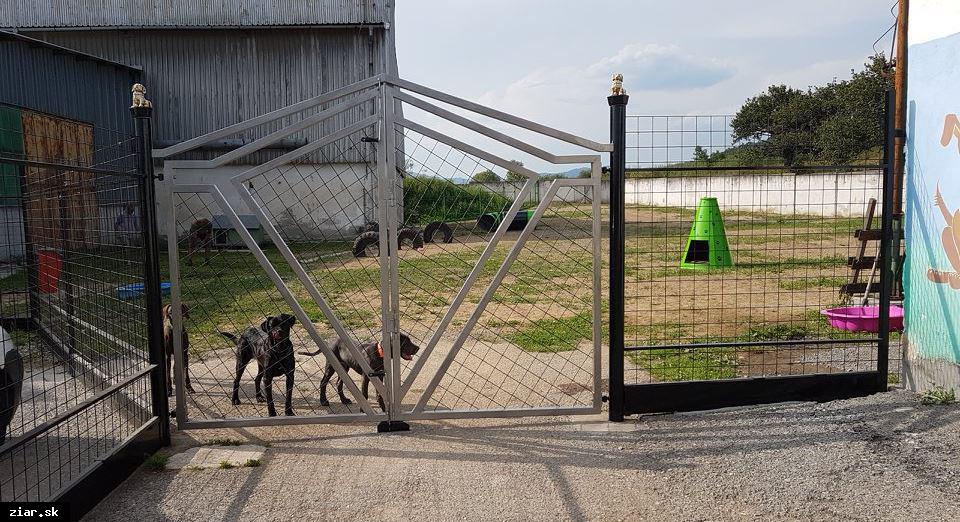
84;390;959;521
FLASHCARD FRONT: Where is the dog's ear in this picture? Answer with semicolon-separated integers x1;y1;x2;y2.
282;314;297;328
162;304;171;317
260;317;274;332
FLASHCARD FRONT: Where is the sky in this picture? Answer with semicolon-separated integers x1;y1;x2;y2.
394;0;897;173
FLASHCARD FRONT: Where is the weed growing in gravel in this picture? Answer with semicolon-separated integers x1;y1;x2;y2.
918;386;956;406
243;459;262;467
218;461;236;469
144;453;168;471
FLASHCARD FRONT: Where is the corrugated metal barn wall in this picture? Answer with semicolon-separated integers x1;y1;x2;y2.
31;29;387;164
1;0;387;28
0;33;140;135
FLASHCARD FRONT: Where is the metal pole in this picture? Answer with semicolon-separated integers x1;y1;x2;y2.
877;89;895;391
608;76;628;422
131;85;170;445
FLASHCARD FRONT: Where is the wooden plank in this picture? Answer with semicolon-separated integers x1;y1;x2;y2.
855;229;905;241
849;198;877;283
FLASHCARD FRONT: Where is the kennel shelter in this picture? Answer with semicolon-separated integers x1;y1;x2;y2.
0;32;167;518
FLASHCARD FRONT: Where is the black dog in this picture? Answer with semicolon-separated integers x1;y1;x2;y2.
299;333;420;411
222;314;297;417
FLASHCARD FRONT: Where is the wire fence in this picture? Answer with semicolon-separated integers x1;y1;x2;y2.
0;104;156;502
621;113;900;386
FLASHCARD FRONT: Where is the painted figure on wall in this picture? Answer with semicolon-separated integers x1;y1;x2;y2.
927;114;960;289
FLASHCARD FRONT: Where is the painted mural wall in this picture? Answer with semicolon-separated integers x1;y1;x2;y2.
904;0;960;371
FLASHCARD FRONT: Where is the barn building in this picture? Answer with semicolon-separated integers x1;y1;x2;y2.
1;0;399;239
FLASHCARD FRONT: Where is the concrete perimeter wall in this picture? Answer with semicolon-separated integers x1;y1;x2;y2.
479;172;881;216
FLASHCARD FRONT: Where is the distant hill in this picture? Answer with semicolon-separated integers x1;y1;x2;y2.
539;167;586;178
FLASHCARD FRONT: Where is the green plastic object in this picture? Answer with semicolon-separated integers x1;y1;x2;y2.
680;197;733;270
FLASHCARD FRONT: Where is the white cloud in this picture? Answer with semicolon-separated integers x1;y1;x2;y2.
587;44;735;90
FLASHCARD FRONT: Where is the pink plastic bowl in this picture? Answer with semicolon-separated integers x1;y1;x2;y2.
820;305;904;333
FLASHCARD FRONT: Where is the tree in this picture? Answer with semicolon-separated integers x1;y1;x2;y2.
693;146;710;163
730;55;892;166
472;169;501;183
577;168;592;178
505;160;526;182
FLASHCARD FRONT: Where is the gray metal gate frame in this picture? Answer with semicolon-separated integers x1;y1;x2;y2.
158;76;611;429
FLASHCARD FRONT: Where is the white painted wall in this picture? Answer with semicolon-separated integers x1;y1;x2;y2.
158;163;377;241
625;172;882;217
478;172;881;216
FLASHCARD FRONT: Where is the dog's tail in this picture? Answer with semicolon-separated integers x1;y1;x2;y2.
219;331;238;343
297;347;323;357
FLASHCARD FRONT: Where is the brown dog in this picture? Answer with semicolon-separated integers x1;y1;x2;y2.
186;218;213;266
163;304;194;395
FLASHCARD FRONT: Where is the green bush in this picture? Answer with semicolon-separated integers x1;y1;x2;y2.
403;175;510;224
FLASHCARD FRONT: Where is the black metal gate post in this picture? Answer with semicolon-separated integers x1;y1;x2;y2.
132;91;170;445
608;80;629;422
877;89;896;391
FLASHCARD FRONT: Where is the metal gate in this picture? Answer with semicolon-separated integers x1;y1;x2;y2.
607;89;899;418
158;76;608;428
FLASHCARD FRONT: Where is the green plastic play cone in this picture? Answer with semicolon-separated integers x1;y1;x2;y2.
680;197;733;270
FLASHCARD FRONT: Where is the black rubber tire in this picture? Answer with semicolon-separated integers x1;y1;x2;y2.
423;221;454;244
397;227;424;250
352;231;380;258
363;221;380;233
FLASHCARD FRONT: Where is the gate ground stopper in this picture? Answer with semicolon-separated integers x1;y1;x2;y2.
377;420;410;433
680;197;733;270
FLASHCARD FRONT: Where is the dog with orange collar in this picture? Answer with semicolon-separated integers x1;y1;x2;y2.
301;332;420;411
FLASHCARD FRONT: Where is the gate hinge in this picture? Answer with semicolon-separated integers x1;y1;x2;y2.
361;136;380;143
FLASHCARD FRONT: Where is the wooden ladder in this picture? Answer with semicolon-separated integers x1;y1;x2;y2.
840;198;903;302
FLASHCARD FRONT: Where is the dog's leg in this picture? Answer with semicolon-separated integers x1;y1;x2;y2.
337;375;352;405
362;375;370;400
165;345;173;397
318;364;335;406
231;349;249;405
377;393;386;413
183;332;195;394
254;362;265;403
263;373;277;417
284;369;295;416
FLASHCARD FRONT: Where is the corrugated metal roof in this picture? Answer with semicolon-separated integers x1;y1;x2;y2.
0;0;387;29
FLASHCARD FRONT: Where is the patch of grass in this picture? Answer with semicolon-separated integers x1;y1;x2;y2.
404;175;511;224
507;311;592;353
918;386;956;406
779;276;848;291
630;347;737;381
243;458;262;468
218;460;236;469
204;438;243;446
887;373;901;385
0;268;26;291
144;453;168;471
742;323;809;342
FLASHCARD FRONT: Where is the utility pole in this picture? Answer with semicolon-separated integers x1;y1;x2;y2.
893;0;908;215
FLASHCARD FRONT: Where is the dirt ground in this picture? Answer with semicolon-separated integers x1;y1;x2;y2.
84;389;960;521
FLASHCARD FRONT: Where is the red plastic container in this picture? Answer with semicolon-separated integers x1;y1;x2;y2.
37;250;62;294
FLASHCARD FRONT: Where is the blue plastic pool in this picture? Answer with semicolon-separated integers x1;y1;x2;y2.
117;282;172;299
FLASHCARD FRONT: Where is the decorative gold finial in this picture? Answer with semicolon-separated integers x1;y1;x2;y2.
131;83;152;108
611;74;626;96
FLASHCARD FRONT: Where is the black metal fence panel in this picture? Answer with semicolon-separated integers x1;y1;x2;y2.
609;98;898;416
0;103;162;505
